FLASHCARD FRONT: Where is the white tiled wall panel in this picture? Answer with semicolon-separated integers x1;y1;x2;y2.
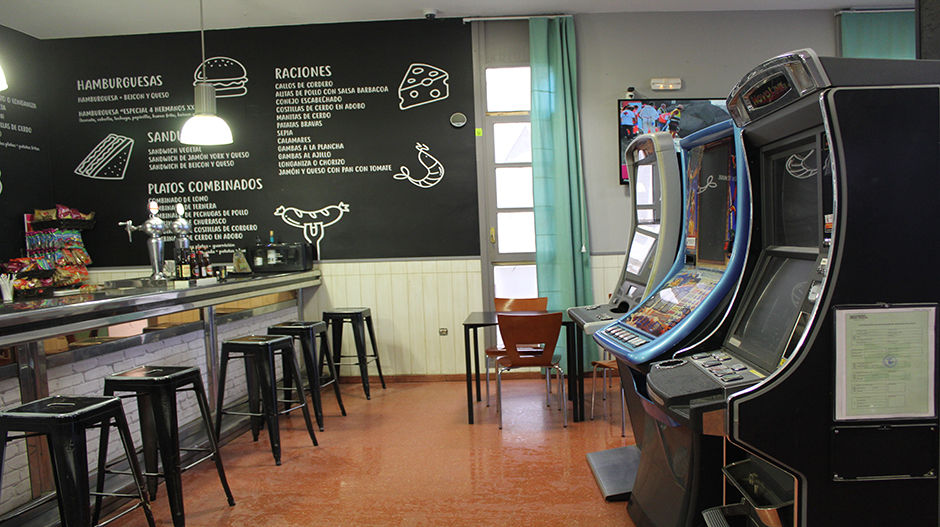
301;259;484;378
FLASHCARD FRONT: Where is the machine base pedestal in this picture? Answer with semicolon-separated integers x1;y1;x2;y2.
586;445;641;502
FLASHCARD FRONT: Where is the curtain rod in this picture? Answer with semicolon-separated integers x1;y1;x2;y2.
835;7;914;16
462;14;571;23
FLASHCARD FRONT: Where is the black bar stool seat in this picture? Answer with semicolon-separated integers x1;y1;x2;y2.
322;308;386;400
215;335;318;466
0;395;156;527
97;365;235;527
268;320;346;431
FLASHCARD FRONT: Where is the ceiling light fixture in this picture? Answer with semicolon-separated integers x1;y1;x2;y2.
0;55;8;91
180;0;233;145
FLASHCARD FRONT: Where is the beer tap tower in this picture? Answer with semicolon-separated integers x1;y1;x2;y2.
119;200;167;280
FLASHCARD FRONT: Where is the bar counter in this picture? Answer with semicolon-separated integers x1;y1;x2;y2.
0;269;322;348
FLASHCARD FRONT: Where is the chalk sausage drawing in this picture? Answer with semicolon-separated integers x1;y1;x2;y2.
274;201;349;256
393;142;445;188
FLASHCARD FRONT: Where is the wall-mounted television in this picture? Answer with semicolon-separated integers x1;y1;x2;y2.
618;98;730;184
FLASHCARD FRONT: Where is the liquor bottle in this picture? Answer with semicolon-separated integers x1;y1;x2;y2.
177;247;191;280
203;248;214;277
198;248;209;278
253;236;264;267
190;249;201;279
266;230;277;265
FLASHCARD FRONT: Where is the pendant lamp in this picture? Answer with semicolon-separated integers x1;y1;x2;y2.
180;0;232;145
0;58;8;91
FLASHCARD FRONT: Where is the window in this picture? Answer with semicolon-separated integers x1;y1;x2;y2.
485;66;535;297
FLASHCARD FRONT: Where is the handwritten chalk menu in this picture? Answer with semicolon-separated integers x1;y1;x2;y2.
0;25;53;261
37;19;477;266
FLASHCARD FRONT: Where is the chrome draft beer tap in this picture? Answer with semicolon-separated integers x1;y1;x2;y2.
119;200;167;280
168;202;192;274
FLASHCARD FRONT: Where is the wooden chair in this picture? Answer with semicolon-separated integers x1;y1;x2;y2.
484;297;549;407
591;357;626;437
494;312;566;429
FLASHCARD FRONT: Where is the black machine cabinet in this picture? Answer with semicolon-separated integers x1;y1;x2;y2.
727;85;940;526
643;49;940;527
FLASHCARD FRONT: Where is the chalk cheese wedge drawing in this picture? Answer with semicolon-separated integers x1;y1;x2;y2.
398;63;449;110
394;142;445;188
274;201;349;257
75;134;134;180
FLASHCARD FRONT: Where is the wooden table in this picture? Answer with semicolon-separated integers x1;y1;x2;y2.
462;311;584;424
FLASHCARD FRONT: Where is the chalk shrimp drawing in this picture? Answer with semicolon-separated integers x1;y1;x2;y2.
393;143;445;189
274;202;349;256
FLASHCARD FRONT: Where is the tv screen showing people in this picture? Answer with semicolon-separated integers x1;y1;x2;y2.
619;98;730;184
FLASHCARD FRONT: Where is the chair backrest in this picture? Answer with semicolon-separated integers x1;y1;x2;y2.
494;297;548;312
496;312;562;368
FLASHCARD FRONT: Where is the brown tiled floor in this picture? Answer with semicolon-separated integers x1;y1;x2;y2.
111;378;636;526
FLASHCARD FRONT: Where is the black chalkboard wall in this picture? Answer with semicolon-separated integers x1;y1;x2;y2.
0;25;54;261
2;18;478;266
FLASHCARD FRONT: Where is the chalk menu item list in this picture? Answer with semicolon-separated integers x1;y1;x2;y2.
37;19;478;267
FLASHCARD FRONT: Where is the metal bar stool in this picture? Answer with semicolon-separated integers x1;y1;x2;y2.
322;308;386;400
95;366;235;527
215;335;318;465
0;395;156;527
268;321;346;431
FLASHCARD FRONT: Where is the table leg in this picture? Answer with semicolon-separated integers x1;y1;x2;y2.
464;325;474;424
576;326;585;422
564;323;586;423
473;328;481;402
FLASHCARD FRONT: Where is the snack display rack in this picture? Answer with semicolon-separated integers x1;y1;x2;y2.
4;205;96;298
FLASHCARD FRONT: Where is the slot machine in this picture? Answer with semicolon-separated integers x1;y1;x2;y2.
569;131;683;335
644;49;940;527
574;131;684;501
591;119;752;525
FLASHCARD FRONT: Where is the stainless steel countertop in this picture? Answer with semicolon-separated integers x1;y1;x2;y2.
0;269;322;348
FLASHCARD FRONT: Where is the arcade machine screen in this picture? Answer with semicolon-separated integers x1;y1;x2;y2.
724;255;816;372
625;230;656;276
619;99;730;184
598;132;744;361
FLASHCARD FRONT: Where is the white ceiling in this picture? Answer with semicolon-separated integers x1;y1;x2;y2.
0;0;915;40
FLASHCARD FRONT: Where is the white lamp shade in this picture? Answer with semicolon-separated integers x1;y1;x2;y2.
180;82;233;145
180;113;233;145
0;63;8;91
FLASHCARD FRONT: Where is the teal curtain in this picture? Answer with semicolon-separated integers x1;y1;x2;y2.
529;17;594;364
840;10;915;59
